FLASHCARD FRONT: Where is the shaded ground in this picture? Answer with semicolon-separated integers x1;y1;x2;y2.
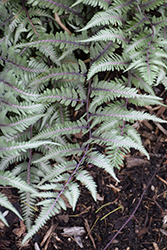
0;92;167;250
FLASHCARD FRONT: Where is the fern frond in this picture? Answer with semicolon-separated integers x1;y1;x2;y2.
37;86;86;107
141;0;165;11
71;0;110;10
79;28;127;45
27;0;83;17
0;211;9;227
37;160;77;186
64;182;80;210
86;151;120;182
33;144;84;163
87;53;129;80
15;32;87;51
0;77;40;101
78;9;124;31
0;114;44;135
27;61;86;90
0;139;61;157
0;98;45;115
0;171;37;193
22;200;60;244
30;119;87;142
0;152;29;171
22;182;78;244
0;193;23;222
90;106;166;124
75;169;97;200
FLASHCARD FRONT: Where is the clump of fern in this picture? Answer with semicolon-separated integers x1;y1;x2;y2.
0;0;166;244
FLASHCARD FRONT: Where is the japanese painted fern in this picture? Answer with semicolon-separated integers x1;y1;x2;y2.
0;0;167;244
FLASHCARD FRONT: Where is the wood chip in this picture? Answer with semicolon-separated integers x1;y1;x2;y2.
57;214;69;223
153;242;159;250
153;121;167;136
156;175;167;185
106;183;121;193
74;235;84;248
126;157;149;168
156;106;167;117
34;242;41;250
96;193;104;201
61;226;85;236
12;220;26;237
160;228;167;236
136;227;148;237
142;120;154;130
41;224;57;247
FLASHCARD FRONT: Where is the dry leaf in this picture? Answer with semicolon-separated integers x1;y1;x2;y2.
84;219;96;249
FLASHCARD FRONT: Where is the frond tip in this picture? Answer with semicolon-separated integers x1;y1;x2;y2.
86;151;120;182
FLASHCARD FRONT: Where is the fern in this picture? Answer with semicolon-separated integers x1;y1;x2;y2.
0;0;167;245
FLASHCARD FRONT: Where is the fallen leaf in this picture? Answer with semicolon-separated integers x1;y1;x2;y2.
84;219;96;249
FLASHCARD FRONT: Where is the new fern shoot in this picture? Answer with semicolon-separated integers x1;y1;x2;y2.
0;0;167;244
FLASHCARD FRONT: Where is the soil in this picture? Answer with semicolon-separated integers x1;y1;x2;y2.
0;91;167;250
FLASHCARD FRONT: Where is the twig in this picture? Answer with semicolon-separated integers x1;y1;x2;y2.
54;13;72;36
84;219;96;249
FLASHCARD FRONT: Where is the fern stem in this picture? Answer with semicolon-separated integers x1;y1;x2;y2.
0;57;46;73
22;0;39;37
94;41;112;62
87;79;92;140
27;125;32;185
1;80;39;97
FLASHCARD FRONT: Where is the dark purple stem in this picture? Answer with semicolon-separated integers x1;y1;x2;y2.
22;0;39;37
27;125;33;185
87;77;92;140
94;41;112;62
